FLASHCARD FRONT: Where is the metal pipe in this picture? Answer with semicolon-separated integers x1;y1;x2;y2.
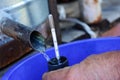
0;17;46;53
60;18;97;38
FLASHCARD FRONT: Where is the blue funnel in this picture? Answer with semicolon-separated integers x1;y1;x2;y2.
2;37;120;80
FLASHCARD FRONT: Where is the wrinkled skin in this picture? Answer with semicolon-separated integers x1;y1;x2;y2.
42;51;120;80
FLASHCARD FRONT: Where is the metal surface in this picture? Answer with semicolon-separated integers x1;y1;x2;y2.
30;31;46;52
0;17;31;44
3;0;33;12
0;0;49;27
0;17;45;53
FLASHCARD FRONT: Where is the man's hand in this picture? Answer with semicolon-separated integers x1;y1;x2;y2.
42;51;120;80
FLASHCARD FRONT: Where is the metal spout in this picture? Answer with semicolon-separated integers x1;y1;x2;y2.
0;17;46;53
30;31;46;52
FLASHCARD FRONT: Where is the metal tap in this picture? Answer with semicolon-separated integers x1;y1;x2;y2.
0;10;46;53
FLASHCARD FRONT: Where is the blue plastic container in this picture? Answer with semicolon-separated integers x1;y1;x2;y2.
2;37;120;80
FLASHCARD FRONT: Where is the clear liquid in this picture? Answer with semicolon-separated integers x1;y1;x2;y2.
41;52;50;62
37;48;60;64
36;45;50;62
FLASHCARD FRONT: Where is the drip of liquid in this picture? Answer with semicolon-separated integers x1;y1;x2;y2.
38;49;61;65
41;52;57;65
36;47;50;62
41;52;50;62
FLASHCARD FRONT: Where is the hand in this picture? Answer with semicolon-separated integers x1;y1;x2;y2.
42;51;120;80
